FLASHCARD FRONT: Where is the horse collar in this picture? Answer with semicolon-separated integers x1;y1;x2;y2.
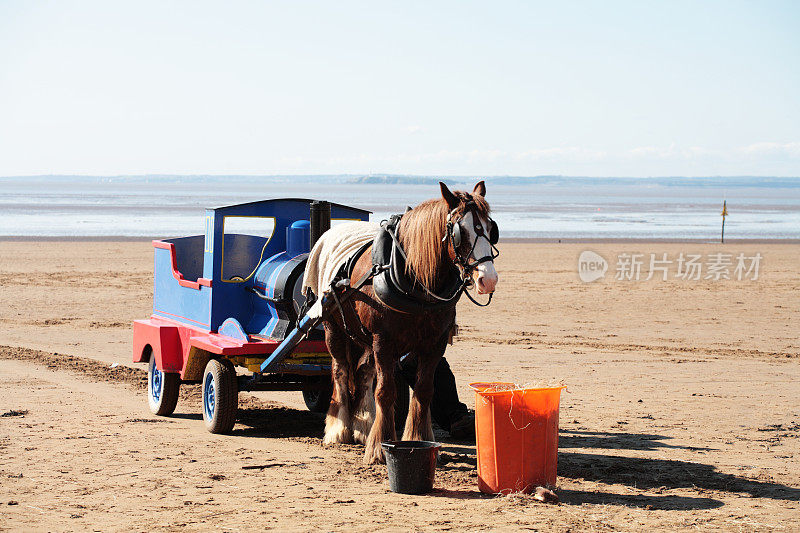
370;214;465;314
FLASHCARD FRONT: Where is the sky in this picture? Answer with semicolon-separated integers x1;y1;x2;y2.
1;1;799;177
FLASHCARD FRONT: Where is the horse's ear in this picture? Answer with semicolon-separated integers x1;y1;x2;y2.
440;182;459;210
473;180;486;197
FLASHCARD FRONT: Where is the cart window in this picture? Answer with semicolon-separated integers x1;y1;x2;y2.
221;216;275;282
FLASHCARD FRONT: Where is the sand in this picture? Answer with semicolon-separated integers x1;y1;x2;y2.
0;240;798;531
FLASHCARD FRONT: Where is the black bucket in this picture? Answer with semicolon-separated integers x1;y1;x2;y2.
382;440;442;494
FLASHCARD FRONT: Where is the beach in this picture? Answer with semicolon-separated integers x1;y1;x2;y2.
0;239;797;530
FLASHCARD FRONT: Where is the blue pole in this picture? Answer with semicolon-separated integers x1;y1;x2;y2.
260;298;327;373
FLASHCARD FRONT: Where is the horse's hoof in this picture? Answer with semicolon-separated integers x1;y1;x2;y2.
323;431;354;445
353;429;368;445
363;445;385;465
352;413;374;445
324;412;355;445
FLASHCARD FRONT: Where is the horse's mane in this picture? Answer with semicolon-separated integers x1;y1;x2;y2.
398;191;490;288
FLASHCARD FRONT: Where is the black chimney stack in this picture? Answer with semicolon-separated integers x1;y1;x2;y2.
309;200;331;250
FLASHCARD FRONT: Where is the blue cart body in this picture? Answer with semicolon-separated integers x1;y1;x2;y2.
153;198;369;334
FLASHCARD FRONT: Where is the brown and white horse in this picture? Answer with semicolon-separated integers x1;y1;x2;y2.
322;181;499;464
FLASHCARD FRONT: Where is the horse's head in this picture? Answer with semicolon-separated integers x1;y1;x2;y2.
440;181;499;295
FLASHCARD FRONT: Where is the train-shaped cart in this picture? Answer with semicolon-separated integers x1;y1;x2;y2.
133;199;370;433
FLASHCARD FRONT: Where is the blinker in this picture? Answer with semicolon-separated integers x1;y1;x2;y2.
450;217;498;248
488;219;499;245
451;222;462;248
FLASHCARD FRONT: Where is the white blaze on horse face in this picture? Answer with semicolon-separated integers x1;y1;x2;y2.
461;211;498;294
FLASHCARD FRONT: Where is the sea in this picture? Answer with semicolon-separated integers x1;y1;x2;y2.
1;175;798;240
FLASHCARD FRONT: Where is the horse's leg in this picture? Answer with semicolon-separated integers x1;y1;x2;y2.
323;323;354;445
352;344;376;445
402;339;447;442
363;335;397;464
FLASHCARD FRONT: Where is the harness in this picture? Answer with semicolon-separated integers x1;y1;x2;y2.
370;214;466;314
324;201;499;327
287;199;499;356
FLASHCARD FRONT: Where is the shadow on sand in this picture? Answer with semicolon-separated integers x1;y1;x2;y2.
560;428;716;452
175;402;800;509
559;450;800;502
427;487;723;510
233;404;326;439
437;427;799;508
558;490;723;510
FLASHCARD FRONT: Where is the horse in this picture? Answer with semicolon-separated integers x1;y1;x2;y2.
319;181;499;464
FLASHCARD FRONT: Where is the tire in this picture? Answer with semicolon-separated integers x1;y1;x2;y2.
147;357;180;416
202;359;238;434
302;377;333;413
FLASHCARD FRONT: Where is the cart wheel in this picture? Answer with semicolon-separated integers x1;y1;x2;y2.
302;378;333;413
202;359;238;434
147;357;180;416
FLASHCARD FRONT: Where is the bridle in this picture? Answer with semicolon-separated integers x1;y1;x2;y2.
444;200;500;306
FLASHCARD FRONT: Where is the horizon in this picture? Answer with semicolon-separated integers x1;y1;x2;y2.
2;173;800;181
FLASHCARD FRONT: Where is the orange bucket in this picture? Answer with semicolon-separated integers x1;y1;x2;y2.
470;382;565;494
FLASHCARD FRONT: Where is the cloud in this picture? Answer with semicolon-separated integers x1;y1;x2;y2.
627;144;718;159
317;142;800;172
628;144;676;157
514;147;607;161
741;142;800;158
323;147;609;168
139;141;797;176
